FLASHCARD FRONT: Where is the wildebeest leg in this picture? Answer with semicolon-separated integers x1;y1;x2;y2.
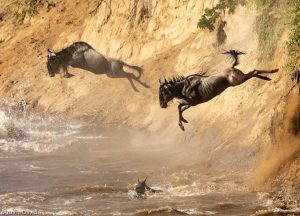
178;103;191;131
247;69;279;78
239;68;279;83
62;65;71;78
252;69;279;74
181;105;191;123
121;62;143;79
109;61;140;91
131;75;150;88
117;68;149;90
184;79;202;98
118;63;149;88
126;77;139;92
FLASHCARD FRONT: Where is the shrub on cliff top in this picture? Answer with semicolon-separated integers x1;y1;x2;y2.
197;0;244;31
287;1;300;70
14;0;40;24
13;0;56;24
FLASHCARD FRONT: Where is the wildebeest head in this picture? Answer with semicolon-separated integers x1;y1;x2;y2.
135;177;148;194
159;78;174;108
47;49;60;77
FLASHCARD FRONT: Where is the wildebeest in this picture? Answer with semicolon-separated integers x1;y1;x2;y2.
159;50;279;131
134;177;151;195
133;177;162;198
47;41;148;91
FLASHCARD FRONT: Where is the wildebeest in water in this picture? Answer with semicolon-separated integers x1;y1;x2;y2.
46;41;149;91
131;177;162;198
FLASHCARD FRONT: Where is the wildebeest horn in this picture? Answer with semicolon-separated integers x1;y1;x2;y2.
159;77;166;84
164;76;168;83
47;49;56;56
144;176;148;182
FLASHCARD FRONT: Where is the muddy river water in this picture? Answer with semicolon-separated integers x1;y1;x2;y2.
0;107;298;216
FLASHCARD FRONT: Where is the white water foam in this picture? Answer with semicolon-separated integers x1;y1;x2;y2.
0;110;10;139
22;164;51;173
0;105;104;153
177;208;216;215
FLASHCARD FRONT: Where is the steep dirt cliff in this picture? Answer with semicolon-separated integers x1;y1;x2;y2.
0;0;299;192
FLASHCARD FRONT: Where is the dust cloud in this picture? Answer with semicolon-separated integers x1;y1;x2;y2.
249;86;300;189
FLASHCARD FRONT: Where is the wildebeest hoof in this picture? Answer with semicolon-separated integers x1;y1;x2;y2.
143;83;150;88
179;123;185;131
271;69;279;73
64;73;73;78
181;118;188;123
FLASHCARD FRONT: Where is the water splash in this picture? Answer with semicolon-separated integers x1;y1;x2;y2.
0;102;102;153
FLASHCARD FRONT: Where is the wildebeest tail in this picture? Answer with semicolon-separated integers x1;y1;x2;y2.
222;49;245;67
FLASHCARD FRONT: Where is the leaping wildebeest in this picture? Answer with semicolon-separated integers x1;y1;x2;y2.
47;41;149;91
159;50;279;131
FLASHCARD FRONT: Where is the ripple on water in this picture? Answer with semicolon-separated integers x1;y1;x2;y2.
130;206;215;216
252;208;300;216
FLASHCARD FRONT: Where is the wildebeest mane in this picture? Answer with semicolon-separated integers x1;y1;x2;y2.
222;49;245;67
164;75;185;84
49;41;94;62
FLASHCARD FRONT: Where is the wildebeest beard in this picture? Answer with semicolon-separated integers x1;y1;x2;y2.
159;85;168;108
159;84;175;108
46;59;55;77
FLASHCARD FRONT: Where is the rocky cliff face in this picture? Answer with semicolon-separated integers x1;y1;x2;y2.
0;0;299;189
